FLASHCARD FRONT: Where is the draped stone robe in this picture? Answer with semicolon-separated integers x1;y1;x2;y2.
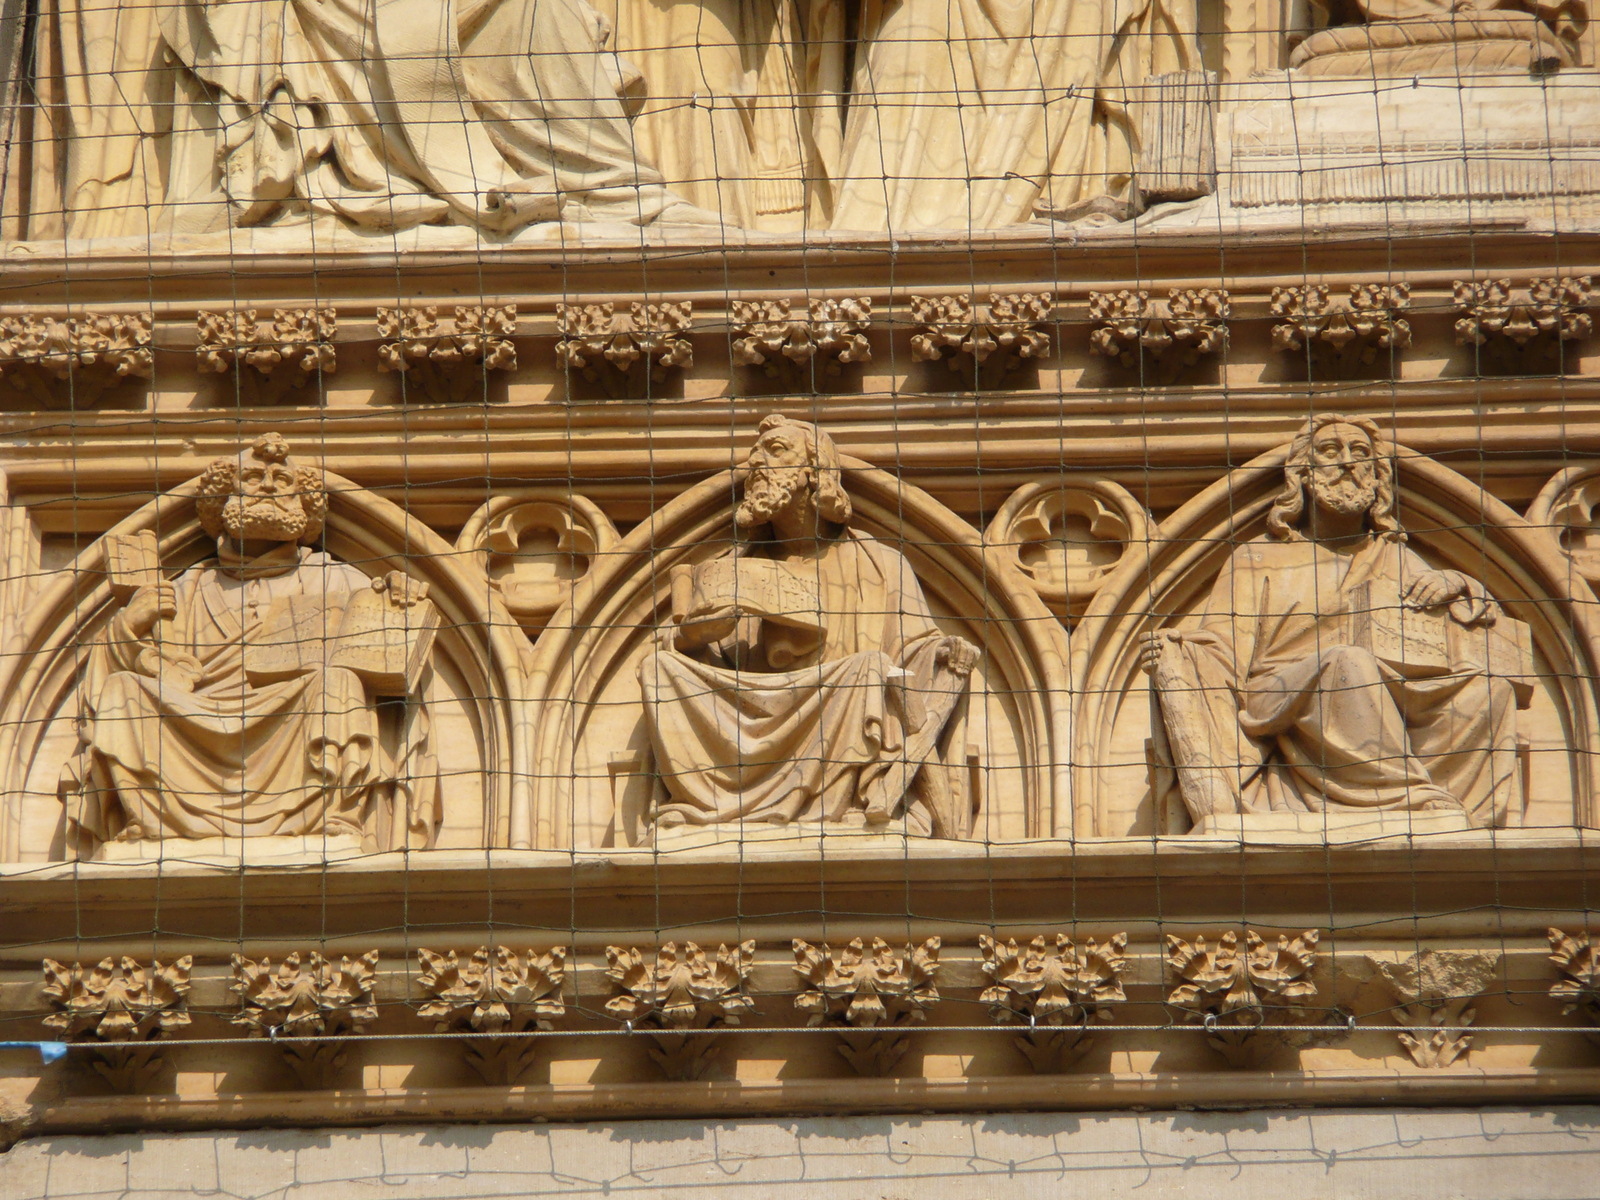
1156;532;1521;828
829;0;1196;232
639;531;973;834
66;544;438;852
31;0;690;238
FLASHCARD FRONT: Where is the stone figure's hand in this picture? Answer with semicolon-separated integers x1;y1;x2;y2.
125;581;177;638
937;638;979;677
1140;629;1180;675
675;608;737;652
1403;569;1466;610
382;571;429;607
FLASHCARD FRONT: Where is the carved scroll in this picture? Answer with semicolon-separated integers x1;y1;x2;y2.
792;937;941;1076
197;307;336;403
0;312;152;408
604;941;755;1080
377;305;517;403
417;946;567;1085
230;950;379;1088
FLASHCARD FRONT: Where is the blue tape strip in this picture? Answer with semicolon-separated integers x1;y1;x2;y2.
0;1041;69;1063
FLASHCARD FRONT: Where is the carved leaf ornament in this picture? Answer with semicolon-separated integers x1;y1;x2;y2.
1548;928;1600;1025
417;946;567;1033
909;293;1052;370
604;941;755;1029
229;950;380;1038
41;956;193;1042
980;933;1128;1025
792;937;942;1026
1088;288;1229;366
1166;930;1319;1023
557;301;693;381
731;297;872;375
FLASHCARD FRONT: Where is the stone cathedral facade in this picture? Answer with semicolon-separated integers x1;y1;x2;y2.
0;0;1598;1192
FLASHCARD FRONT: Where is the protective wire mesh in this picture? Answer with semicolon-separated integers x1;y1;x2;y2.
0;0;1595;1105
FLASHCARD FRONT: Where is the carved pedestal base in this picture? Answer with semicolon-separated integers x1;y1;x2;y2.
652;818;928;853
1190;811;1472;843
97;834;366;864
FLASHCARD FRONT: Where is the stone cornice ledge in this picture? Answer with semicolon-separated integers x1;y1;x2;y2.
2;830;1593;906
27;1066;1600;1133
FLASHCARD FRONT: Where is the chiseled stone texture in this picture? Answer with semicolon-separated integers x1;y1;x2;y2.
4;1107;1599;1200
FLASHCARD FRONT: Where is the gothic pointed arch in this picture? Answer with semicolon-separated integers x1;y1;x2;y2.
517;456;1073;849
1068;439;1600;837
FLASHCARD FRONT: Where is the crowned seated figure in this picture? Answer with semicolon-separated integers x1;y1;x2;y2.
1142;414;1534;834
638;416;980;840
63;434;440;858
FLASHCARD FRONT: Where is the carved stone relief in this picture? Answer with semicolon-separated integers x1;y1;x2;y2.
57;433;444;859
980;933;1128;1072
230;950;379;1088
556;302;694;397
1548;927;1600;1040
793;937;942;1076
640;416;981;844
454;494;620;632
1289;0;1585;77
604;942;756;1080
986;481;1153;619
417;946;567;1085
0;313;152;408
41;956;192;1091
1072;416;1600;839
1140;414;1535;835
197;308;336;403
1089;288;1229;379
1349;949;1501;1068
1454;277;1592;370
910;294;1054;381
1165;930;1321;1066
730;298;872;379
1270;285;1411;373
377;306;517;403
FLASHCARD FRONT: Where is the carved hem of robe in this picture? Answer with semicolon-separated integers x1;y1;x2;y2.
89;665;375;840
640;647;934;833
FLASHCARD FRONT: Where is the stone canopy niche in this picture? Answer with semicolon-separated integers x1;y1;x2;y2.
521;417;1072;850
1070;415;1600;841
0;435;529;863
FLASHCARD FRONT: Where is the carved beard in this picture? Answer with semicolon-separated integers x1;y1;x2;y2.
222;492;308;542
1310;470;1378;520
737;465;807;530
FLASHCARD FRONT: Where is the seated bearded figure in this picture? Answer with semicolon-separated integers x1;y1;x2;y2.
639;416;981;839
1142;414;1532;831
63;434;439;856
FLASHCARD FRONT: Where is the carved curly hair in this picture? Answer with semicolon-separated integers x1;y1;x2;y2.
1266;413;1400;542
757;414;852;526
195;433;327;544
